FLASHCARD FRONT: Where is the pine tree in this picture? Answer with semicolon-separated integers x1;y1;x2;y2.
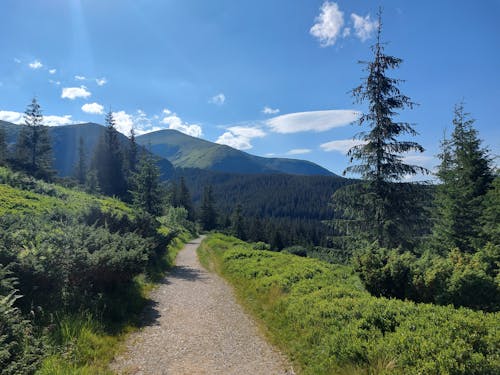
231;204;246;240
92;111;127;197
74;136;87;185
85;169;100;193
433;103;494;252
130;150;164;216
178;177;195;221
248;216;265;242
14;98;54;180
333;14;428;249
200;185;218;231
127;127;138;176
270;230;284;251
0;126;7;166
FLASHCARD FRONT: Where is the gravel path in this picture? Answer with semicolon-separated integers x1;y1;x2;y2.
111;237;293;375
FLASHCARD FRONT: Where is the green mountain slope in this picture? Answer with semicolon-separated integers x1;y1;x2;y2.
1;121;175;179
137;129;335;176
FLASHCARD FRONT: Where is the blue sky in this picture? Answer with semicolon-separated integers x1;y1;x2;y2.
1;0;499;176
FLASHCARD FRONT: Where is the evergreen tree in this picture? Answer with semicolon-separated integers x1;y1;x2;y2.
248;216;265;242
433;103;494;252
270;230;284;251
14;98;54;180
131;151;164;216
0;126;7;165
74;136;87;185
200;185;218;231
481;175;500;245
168;180;179;207
178;176;195;221
127;126;138;176
231;204;246;240
333;15;428;249
85;169;100;193
92;111;127;197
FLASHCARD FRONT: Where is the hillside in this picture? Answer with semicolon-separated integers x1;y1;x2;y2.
0;121;175;179
137;129;335;176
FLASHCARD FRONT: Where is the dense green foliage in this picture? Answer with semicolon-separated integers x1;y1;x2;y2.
0;265;42;374
199;185;218;231
0;166;193;373
181;169;351;247
200;234;500;375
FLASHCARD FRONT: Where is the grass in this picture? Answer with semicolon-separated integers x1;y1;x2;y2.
0;167;132;218
199;233;500;375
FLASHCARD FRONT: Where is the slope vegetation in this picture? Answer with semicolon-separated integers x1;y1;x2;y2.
137;129;334;176
199;234;500;375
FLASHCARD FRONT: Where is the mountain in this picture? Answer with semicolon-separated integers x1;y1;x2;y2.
0;121;175;179
137;129;335;176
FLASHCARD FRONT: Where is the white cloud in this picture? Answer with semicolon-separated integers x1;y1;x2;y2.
351;13;378;42
160;109;203;137
81;102;104;115
61;86;91;100
28;60;43;69
14;58;21;64
0;111;23;123
266;110;359;134
342;27;351;38
112;111;140;135
209;93;226;105
43;115;74;126
310;1;345;47
49;79;61;86
320;139;366;154
402;153;435;166
49;68;57;74
287;149;312;155
96;77;107;86
0;110;73;126
74;75;86;81
262;106;280;115
216;126;266;150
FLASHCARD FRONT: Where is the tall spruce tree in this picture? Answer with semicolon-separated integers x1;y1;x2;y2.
231;204;246;240
433;103;493;252
178;177;195;221
127;126;138;175
130;150;164;216
92;111;127;197
14;98;54;180
333;14;428;249
74;136;87;185
200;185;218;231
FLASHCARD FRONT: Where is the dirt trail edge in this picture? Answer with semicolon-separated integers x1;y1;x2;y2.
111;236;293;375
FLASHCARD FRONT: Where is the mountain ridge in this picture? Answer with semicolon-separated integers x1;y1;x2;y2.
137;128;335;176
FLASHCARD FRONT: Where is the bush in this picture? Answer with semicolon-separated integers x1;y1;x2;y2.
200;234;500;375
0;214;150;314
354;243;500;311
0;265;42;375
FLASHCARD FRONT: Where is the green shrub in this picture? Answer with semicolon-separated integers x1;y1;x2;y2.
200;234;500;375
0;265;42;375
